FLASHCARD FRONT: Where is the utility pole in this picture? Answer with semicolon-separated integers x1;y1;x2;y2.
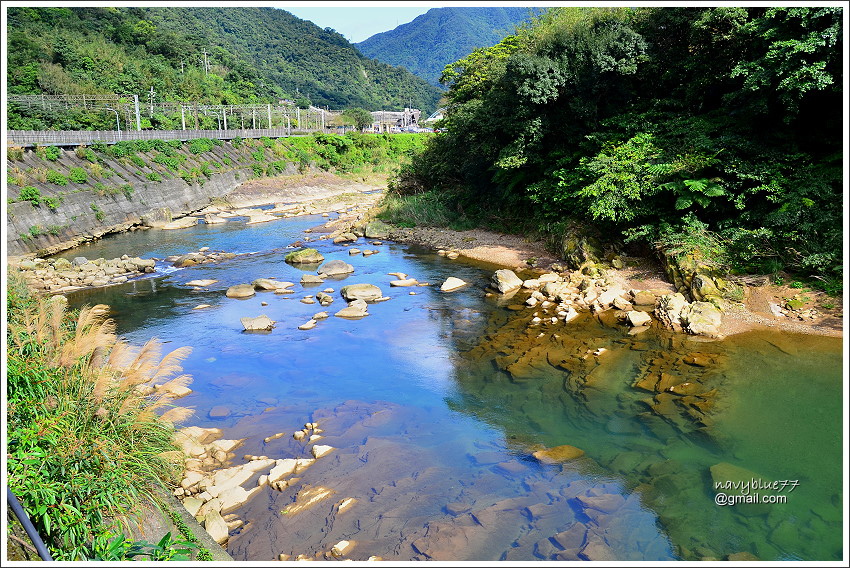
133;94;141;130
203;49;209;75
181;106;186;130
148;86;155;118
267;104;272;129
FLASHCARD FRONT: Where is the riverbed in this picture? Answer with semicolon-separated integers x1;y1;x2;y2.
55;206;843;562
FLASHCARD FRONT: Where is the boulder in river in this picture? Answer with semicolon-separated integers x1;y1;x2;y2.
285;248;325;264
340;283;383;302
173;253;204;268
335;299;369;319
301;274;325;285
162;217;198;230
241;315;275;331
681;301;723;337
491;269;523;294
440;277;467;292
333;233;358;244
252;278;284;291
186;279;218;288
627;310;652;327
318;260;354;278
226;284;256;299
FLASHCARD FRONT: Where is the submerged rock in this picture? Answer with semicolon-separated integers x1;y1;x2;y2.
532;445;585;463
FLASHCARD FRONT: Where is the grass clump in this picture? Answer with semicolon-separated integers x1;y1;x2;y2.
377;190;476;231
6;281;195;560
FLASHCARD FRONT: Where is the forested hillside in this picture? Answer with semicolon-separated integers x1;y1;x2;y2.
397;7;843;289
356;7;539;87
6;6;442;129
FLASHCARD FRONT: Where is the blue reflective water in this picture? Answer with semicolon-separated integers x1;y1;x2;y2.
59;211;843;562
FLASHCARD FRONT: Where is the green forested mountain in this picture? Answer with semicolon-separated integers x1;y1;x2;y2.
400;7;843;287
356;7;539;87
6;6;442;129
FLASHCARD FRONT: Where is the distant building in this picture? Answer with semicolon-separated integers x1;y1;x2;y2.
370;108;420;132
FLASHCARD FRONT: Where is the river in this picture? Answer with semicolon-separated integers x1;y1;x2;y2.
56;206;843;562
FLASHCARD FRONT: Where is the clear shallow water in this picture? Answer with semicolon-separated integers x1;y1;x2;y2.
60;211;843;561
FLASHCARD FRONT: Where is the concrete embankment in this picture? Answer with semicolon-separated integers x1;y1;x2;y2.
6;141;265;256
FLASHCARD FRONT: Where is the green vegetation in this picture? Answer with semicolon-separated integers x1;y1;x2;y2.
356;7;539;87
146;171;162;182
46;170;69;186
19;185;42;206
7;6;441;131
43;196;61;211
43;145;61;161
90;202;104;221
342;107;374;132
399;6;842;290
68;167;88;184
6;280;195;560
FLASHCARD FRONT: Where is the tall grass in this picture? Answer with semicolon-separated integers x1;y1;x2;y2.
377;190;479;231
6;274;194;560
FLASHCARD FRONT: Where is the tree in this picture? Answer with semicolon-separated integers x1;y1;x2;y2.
343;107;374;131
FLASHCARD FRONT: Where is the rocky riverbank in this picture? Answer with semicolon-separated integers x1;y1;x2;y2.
325;214;842;339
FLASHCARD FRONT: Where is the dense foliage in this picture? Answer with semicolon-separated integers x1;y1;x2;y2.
7;6;442;129
6;276;199;559
356;7;539;87
400;7;843;288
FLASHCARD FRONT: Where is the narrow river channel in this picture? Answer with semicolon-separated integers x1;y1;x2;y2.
56;205;843;562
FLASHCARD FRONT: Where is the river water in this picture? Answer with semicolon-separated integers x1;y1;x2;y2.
57;208;843;562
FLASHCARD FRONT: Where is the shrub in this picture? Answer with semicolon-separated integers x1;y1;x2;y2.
93;182;108;196
146;172;162;182
74;146;87;159
260;136;274;148
88;163;105;178
43;196;61;211
152;153;183;171
188;138;215;154
44;146;61;161
46;170;69;186
199;163;213;178
251;163;264;177
231;136;243;148
69;167;88;184
28;167;48;183
222;157;232;166
129;155;146;168
120;184;134;199
251;150;266;162
8;168;26;186
19;186;41;206
90;141;108;153
8;146;25;160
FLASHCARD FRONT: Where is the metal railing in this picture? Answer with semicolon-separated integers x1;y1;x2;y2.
5;128;315;147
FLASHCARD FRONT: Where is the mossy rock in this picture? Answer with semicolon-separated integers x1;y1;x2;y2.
284;248;325;264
